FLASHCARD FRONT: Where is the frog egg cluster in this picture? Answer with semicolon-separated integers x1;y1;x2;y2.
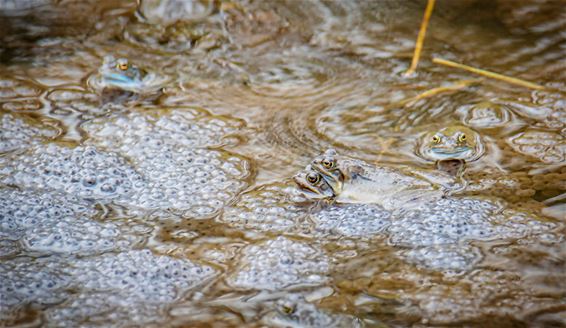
388;198;505;246
0;113;56;153
45;293;166;327
0;239;19;257
2;250;216;325
507;129;564;164
0;188;138;255
0;144;142;200
83;108;250;215
228;237;330;290
68;250;216;303
403;245;482;272
220;183;307;232
411;270;542;325
83;107;244;150
0;257;71;309
389;197;556;247
0;141;248;215
0;77;43;99
0;187;96;239
313;204;391;238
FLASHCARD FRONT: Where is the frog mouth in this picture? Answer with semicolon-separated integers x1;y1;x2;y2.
105;73;139;85
431;146;471;155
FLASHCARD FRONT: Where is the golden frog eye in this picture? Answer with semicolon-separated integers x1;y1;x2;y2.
117;62;129;71
281;305;295;314
458;133;467;142
432;135;441;144
306;173;320;184
321;158;335;169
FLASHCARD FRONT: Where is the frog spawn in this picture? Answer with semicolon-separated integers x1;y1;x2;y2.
83;107;250;215
227;236;330;291
0;258;71;314
0;108;251;216
82;106;244;150
219;182;308;233
222;178;559;271
1;250;217;326
0;188;143;256
0;113;57;153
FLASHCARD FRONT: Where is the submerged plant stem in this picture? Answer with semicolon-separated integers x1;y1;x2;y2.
432;58;545;90
404;0;436;76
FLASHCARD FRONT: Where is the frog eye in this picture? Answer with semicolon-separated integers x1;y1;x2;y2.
117;62;129;71
306;173;320;185
321;158;335;169
432;135;441;144
458;134;467;142
281;304;295;314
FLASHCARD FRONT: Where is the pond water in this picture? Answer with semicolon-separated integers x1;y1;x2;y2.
0;0;564;327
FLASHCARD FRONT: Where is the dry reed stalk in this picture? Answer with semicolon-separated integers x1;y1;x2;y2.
396;79;479;107
404;0;436;76
432;57;545;90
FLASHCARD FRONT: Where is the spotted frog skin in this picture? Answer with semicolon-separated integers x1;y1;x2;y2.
418;126;484;162
262;295;363;328
295;149;448;210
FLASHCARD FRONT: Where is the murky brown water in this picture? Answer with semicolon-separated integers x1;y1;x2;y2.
1;0;565;327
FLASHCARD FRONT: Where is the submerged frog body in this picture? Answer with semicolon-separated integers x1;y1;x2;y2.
262;295;363;328
295;149;447;210
417;126;484;162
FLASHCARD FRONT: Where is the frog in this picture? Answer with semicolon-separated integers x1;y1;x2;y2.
416;126;564;206
94;56;148;92
87;56;170;104
293;164;337;200
417;125;484;163
261;295;364;328
295;149;449;211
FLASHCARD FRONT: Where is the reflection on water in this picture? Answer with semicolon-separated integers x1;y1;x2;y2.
0;0;565;326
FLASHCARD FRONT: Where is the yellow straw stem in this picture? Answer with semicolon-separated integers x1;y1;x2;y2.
404;0;436;77
432;57;545;90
